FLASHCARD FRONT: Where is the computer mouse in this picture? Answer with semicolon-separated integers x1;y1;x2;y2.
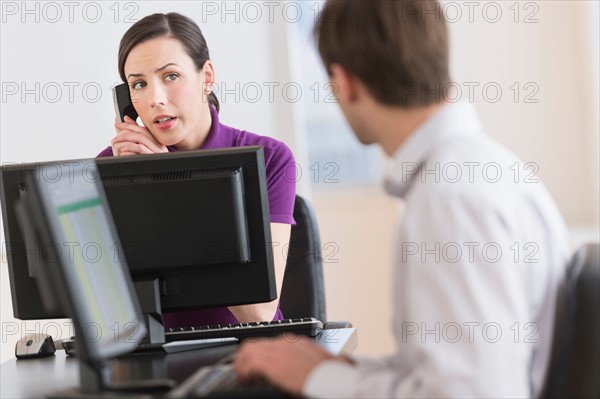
15;333;56;359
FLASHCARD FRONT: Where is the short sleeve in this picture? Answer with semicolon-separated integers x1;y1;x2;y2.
264;143;297;225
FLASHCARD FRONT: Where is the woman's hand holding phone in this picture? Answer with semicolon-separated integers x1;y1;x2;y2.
112;116;168;156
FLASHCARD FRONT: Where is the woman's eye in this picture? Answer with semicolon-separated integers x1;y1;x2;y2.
165;73;178;82
131;81;146;90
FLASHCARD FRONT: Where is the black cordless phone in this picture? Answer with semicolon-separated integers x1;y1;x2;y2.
112;83;138;122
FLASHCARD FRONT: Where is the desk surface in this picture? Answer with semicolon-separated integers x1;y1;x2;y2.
1;328;357;398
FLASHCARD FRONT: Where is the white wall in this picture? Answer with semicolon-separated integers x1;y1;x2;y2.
0;1;304;163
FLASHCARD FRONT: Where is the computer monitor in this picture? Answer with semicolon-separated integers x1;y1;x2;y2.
16;161;146;393
1;147;276;325
1;160;71;319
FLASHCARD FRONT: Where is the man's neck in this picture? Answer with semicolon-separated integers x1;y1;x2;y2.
372;102;446;157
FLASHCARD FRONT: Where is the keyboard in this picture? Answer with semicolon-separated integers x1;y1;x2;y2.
166;363;281;398
165;317;323;342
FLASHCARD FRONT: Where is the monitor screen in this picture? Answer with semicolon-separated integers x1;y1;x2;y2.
1;146;276;321
17;162;146;361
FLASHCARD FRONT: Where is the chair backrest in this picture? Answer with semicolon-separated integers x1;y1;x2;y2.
540;242;600;398
279;195;327;322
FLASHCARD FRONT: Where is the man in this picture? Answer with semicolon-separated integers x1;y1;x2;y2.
234;1;570;397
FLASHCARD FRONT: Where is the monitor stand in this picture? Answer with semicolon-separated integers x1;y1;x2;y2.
133;278;238;354
133;278;166;348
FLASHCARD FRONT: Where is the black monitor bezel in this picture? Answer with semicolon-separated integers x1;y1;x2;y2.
1;146;277;320
1;160;71;319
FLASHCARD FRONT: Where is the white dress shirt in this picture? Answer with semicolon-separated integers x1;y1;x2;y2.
303;102;570;398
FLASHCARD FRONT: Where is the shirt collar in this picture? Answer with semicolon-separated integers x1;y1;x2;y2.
199;105;223;149
383;101;483;197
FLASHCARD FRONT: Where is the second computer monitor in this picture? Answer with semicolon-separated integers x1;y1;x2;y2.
17;162;146;362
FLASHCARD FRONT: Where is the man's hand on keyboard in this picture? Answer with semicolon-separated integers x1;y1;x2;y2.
234;335;348;395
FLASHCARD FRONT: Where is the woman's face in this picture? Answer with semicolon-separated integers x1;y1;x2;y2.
124;36;214;149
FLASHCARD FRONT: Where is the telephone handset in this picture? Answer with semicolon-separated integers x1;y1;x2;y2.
112;83;138;122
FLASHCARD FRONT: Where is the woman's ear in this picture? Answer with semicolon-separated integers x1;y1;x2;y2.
202;60;216;94
329;63;358;103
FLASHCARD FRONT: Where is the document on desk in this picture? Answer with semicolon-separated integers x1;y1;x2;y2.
162;337;238;354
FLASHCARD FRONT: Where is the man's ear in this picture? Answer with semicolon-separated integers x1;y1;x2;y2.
202;60;216;94
329;64;358;103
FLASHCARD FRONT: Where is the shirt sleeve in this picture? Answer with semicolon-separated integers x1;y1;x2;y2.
303;190;546;398
264;143;296;225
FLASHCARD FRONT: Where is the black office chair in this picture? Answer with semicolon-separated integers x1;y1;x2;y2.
540;242;600;398
279;195;327;322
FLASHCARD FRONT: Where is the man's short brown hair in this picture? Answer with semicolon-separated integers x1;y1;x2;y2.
314;0;450;107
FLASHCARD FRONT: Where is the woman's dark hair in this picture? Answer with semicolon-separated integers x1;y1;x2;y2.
118;12;220;112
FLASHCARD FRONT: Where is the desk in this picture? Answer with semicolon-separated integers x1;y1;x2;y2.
0;328;357;398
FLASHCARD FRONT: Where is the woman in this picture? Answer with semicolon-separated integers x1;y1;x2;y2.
97;12;296;328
